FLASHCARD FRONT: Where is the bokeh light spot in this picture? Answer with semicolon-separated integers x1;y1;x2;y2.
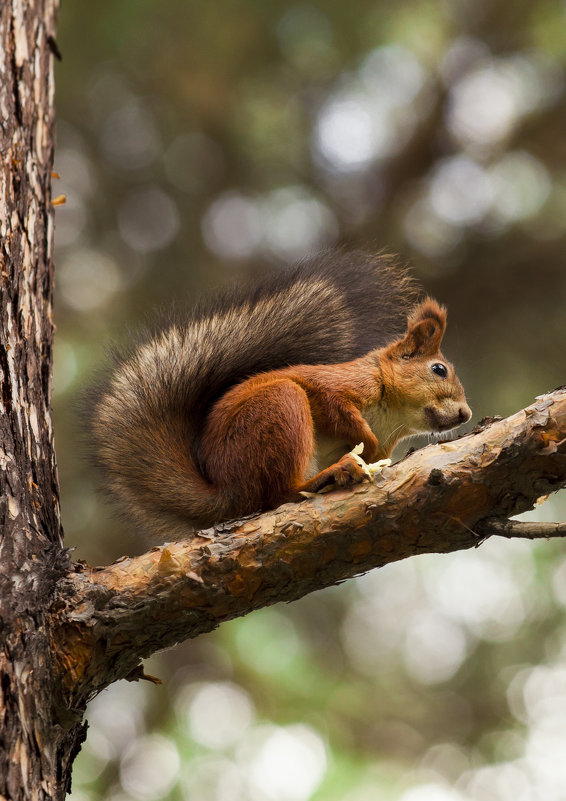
202;192;262;260
182;681;255;750
245;724;327;801
58;248;122;310
118;187;180;253
120;734;180;800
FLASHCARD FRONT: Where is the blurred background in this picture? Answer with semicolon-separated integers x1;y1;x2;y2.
52;1;566;799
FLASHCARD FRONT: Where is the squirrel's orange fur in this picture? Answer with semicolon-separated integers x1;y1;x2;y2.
86;251;471;538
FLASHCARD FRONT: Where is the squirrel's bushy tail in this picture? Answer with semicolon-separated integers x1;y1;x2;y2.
85;250;420;538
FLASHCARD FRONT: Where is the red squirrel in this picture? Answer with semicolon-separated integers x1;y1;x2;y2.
87;250;471;538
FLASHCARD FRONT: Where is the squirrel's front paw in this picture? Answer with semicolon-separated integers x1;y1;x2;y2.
332;452;369;487
348;443;391;479
297;447;386;498
306;452;369;495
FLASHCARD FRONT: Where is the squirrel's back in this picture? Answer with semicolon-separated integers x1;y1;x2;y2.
85;250;420;538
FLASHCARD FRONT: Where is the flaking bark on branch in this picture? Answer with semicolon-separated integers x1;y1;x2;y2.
50;387;566;721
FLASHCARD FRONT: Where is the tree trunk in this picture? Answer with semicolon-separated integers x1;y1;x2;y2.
0;1;86;798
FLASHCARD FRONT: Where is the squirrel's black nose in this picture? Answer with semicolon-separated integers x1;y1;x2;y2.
458;405;472;424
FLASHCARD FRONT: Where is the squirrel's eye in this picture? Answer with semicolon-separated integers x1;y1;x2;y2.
431;363;447;378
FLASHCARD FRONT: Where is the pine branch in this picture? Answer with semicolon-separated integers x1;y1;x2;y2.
49;387;566;721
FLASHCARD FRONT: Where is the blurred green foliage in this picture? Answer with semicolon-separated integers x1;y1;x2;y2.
52;1;566;799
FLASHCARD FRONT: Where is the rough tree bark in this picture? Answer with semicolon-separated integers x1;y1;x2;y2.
0;1;88;799
1;1;566;799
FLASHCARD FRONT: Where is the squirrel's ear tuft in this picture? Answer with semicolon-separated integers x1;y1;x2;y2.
387;298;447;358
407;298;446;332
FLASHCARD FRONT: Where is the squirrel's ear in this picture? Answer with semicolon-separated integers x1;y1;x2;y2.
389;298;447;358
